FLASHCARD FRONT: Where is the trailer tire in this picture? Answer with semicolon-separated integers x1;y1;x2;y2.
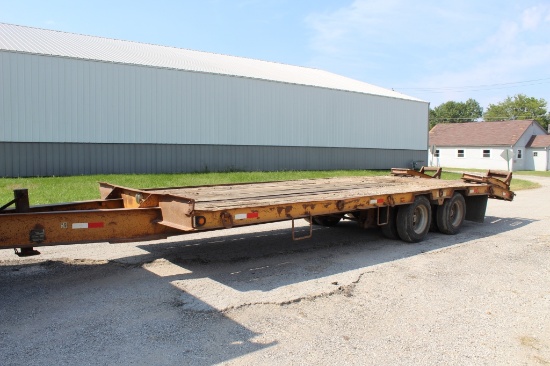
312;216;341;227
396;196;431;243
436;193;466;235
429;205;439;232
380;207;399;240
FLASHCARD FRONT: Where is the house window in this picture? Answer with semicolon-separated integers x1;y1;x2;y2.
517;149;522;159
533;152;538;157
457;149;464;158
434;149;440;157
482;149;490;158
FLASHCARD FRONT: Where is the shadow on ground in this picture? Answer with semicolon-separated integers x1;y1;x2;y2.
0;258;274;365
0;215;534;365
132;215;535;291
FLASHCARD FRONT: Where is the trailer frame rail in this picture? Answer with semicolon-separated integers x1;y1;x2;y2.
0;168;515;253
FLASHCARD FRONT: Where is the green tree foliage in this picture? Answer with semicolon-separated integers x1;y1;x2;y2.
429;98;483;129
484;94;549;129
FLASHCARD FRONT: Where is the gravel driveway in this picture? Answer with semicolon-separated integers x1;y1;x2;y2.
1;176;549;365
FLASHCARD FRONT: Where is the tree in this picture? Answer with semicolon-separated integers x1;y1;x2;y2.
429;98;483;129
484;94;549;129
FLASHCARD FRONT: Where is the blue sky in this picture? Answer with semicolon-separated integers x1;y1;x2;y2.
1;0;550;112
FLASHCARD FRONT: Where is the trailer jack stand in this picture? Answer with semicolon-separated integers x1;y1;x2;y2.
14;248;41;257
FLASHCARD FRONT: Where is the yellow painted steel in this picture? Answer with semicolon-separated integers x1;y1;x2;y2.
0;171;515;250
0;208;180;250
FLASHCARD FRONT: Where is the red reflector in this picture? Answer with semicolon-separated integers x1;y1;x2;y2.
88;222;105;229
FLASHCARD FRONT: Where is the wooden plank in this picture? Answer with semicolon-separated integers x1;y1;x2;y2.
146;176;483;211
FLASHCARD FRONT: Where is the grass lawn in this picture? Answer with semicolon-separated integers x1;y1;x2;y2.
1;170;389;205
513;170;550;177
443;167;550;177
0;169;537;206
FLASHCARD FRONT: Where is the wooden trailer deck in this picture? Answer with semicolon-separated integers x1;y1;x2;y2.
145;176;493;211
1;169;515;255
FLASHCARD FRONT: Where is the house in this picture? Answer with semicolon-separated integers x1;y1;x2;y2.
428;120;549;171
526;135;550;171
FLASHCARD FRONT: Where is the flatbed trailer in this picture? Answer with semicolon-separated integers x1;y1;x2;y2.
0;168;514;256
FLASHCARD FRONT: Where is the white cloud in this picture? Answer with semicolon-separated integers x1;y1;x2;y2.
305;1;550;108
305;0;488;56
305;0;401;55
521;4;550;30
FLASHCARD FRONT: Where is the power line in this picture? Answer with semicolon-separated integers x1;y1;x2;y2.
431;114;548;122
411;82;550;93
398;77;550;89
395;77;550;93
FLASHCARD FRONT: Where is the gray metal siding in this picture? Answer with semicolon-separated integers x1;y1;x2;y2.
0;23;425;103
1;51;428;150
0;142;427;177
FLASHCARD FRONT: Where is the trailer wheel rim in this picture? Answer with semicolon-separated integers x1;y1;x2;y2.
449;200;464;228
412;205;429;234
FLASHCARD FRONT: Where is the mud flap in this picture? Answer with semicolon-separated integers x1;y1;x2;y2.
464;195;488;223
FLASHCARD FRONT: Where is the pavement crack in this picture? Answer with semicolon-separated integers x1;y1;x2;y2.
221;270;374;313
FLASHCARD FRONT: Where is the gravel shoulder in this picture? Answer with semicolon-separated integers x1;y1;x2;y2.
1;177;549;365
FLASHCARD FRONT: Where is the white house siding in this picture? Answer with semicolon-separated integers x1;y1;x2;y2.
511;124;546;171
510;147;525;171
429;147;512;171
428;122;548;172
527;148;549;171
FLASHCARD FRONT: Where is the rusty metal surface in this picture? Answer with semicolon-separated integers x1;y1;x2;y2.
145;176;489;211
0;199;123;215
462;173;510;190
391;167;442;179
99;182;195;231
1;189;30;212
419;166;442;179
0;208;179;250
0;172;515;249
488;170;512;187
189;187;493;230
292;217;313;240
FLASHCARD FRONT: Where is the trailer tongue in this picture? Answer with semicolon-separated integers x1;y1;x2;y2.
0;168;514;256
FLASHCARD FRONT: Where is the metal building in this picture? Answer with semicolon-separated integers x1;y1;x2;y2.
0;23;429;177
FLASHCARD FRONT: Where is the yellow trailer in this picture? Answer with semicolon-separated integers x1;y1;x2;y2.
0;168;514;256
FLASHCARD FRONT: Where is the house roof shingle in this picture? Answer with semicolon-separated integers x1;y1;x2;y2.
429;120;537;147
527;134;550;148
